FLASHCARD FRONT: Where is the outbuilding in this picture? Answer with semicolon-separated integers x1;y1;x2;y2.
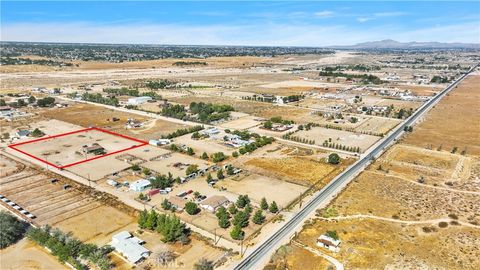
127;96;153;105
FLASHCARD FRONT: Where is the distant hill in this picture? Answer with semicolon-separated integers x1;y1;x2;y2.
333;39;480;49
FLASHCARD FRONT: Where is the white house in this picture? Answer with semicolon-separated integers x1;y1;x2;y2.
316;234;341;252
129;179;151;192
111;231;150;264
200;195;229;212
127;96;153;105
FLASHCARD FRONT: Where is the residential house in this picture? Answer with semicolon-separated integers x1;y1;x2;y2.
168;196;187;211
110;231;150;264
199;195;229;212
127;96;153;105
316;234;341;252
129;179;151;192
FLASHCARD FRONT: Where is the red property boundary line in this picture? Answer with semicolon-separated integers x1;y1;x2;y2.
8;127;148;170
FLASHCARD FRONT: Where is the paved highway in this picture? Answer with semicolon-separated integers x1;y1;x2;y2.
234;64;478;270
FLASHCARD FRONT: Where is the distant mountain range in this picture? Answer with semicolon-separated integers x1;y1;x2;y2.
333;39;480;49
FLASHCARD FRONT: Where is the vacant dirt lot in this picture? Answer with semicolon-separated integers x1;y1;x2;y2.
244;156;348;187
55;205;136;245
403;75;480;156
40;103;149;130
353;116;401;135
0;239;68;270
13;128;142;168
295;127;380;152
216;173;307;207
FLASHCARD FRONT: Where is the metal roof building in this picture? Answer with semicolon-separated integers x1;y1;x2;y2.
111;231;150;264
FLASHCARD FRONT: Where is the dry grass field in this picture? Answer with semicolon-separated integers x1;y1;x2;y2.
289;218;480;270
403;75;480;156
244;156;349;187
40;103;149;129
270;74;480;270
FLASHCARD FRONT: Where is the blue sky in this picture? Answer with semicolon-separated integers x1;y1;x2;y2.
1;1;479;46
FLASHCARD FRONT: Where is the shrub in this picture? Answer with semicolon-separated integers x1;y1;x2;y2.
185;202;199;215
327;153;341;164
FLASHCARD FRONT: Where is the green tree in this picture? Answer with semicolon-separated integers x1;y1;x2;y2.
142;168;151;176
28;95;36;104
131;164;141;171
138;209;148;229
218;214;230;228
201;152;209;160
232;151;239;158
252;210;265;225
228;204;238;215
0;211;26;248
186;164;199;175
206;173;213;183
236;195;250;208
230;225;244;240
326;230;339;240
327;153;341;164
260;197;268;210
187;147;195;156
269;201;279;213
232;211;249;228
31;128;45;137
226;165;235;175
185;202;199;215
212;152;227;163
145;209;158;230
217;169;225;180
161;199;172;210
263;121;273;129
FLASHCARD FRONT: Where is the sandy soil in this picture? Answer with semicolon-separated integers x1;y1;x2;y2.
403;75;480;156
244;157;347;187
0;238;68;270
295;127;381;152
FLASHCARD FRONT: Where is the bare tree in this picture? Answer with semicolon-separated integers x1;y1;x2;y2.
154;250;176;266
194;258;214;270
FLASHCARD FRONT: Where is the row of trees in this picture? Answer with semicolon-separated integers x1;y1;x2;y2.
238;136;275;155
189;102;234;123
322;141;361;153
81;93;119;106
145;79;175;89
161;125;204;139
319;71;383;84
26;226;112;270
138;210;190;243
103;87;139;96
282;133;315;145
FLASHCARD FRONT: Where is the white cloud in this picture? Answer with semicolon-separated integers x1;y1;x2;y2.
1;20;478;46
357;17;372;23
373;12;408;17
314;11;334;18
